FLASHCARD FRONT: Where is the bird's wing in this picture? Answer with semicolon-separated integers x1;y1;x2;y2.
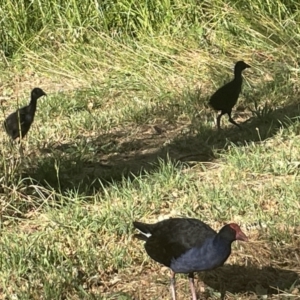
145;237;189;266
144;218;217;266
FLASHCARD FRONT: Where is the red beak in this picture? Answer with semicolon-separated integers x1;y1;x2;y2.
236;230;248;242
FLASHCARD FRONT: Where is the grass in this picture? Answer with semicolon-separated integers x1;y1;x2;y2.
1;0;300;299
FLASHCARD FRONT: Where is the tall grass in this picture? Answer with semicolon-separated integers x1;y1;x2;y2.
1;0;300;56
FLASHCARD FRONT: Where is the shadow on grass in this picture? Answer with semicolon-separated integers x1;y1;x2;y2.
21;93;300;194
100;264;299;299
199;264;299;298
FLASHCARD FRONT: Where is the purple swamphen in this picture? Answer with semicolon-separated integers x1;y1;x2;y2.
133;218;248;300
4;87;47;140
209;61;250;129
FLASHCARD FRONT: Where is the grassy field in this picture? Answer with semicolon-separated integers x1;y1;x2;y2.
1;0;300;299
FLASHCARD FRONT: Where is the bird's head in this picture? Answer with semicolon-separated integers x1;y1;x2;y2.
220;223;248;242
228;223;248;241
31;87;47;99
235;61;251;72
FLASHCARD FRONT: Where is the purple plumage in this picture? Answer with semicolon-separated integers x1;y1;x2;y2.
133;218;248;300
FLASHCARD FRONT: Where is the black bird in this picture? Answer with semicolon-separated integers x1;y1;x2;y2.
4;87;47;140
209;61;250;129
133;218;248;300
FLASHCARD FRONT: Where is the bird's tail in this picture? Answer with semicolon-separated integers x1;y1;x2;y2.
133;221;153;240
133;233;148;241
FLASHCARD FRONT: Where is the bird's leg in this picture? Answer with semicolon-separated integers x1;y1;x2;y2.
216;111;225;130
227;111;241;129
188;272;197;300
170;270;176;300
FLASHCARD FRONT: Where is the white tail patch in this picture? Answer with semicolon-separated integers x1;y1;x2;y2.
136;228;152;238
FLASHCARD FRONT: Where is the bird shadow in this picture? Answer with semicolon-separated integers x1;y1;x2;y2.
11;71;299;196
20;98;300;195
198;264;299;298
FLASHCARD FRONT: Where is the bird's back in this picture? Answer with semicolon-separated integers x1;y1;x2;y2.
134;218;217;267
4;106;34;139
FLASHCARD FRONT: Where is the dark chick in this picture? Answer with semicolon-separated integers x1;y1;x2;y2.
209;61;250;129
133;218;248;300
4;87;47;140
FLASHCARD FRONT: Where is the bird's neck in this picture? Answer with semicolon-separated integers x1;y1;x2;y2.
29;97;38;113
234;70;243;82
213;233;233;248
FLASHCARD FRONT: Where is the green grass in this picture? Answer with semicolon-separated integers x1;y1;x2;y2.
1;0;300;299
